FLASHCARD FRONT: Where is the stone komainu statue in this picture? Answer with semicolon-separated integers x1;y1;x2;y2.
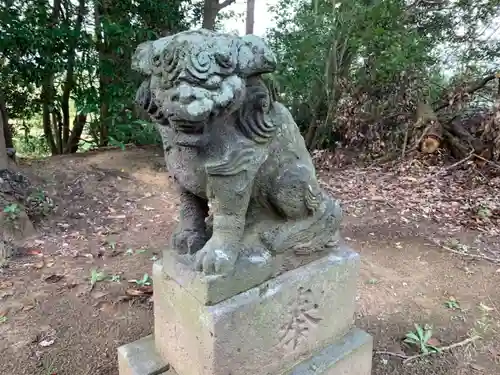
132;29;342;276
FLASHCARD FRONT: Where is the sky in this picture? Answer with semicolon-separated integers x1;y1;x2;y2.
220;0;279;36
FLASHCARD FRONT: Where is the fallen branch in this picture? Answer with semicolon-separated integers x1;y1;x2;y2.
433;73;498;112
473;153;500;170
444;152;474;170
376;335;481;365
375;350;407;359
435;241;500;265
419;151;474;183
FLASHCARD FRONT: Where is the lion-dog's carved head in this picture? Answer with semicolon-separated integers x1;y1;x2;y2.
132;29;277;147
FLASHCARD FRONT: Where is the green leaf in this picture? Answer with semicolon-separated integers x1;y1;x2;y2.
108;136;126;150
415;324;425;340
405;332;420;342
90;269;106;285
404;338;419;345
423;329;433;344
428;345;441;353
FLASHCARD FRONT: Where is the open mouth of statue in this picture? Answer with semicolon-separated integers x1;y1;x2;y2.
169;118;205;134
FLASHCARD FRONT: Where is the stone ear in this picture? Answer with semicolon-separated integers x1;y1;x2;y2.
132;41;155;75
133;36;175;75
237;35;277;77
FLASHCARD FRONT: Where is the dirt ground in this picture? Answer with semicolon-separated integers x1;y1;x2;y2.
1;146;499;375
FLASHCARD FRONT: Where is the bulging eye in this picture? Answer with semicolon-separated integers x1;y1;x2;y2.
204;75;222;89
215;53;232;69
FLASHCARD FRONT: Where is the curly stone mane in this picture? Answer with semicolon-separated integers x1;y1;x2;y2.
236;76;278;144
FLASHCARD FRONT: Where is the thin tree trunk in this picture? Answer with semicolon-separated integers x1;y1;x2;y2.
0;93;8;170
245;0;255;34
42;0;62;155
94;0;109;146
65;114;87;153
61;0;86;152
42;95;58;154
202;0;218;29
0;90;13;150
51;112;59;151
304;80;326;149
202;0;235;30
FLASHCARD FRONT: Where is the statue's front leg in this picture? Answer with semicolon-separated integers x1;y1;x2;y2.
172;188;209;255
195;147;267;275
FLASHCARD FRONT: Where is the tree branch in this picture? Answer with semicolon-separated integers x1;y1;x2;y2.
218;0;235;10
433;73;498;112
376;335;481;365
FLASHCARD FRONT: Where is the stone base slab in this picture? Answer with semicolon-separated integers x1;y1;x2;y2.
153;245;360;375
118;335;171;375
118;328;372;375
287;328;373;375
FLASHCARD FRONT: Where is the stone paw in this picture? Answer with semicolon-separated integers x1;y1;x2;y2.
194;238;239;276
172;228;208;255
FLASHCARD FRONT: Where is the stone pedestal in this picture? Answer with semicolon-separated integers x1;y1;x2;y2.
118;244;373;375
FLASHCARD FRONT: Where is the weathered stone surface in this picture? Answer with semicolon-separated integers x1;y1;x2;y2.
287;328;373;375
118;329;372;375
118;335;171;375
162;245;277;306
132;29;342;277
153;245;359;375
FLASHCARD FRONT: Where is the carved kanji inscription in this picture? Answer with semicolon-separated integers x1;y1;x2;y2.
278;286;322;351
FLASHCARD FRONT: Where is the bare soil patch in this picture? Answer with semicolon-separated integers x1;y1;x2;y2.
1;146;499;375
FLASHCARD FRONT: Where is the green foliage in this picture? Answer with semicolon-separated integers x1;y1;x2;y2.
130;273;152;287
267;0;500;151
3;202;21;221
2;0;499;158
404;324;441;354
109;120;161;147
444;297;461;310
90;268;107;287
267;0;438;147
14;134;51;158
1;0;190;156
25;188;55;219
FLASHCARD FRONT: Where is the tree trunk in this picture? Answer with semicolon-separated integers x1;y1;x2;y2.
65;114;87;153
415;102;441;154
202;0;218;29
51;111;63;153
305;109;322;150
202;0;235;30
42;95;58;155
41;0;62;155
61;0;86;152
305;46;355;150
0;92;13;151
94;0;109;146
0;95;8;170
245;0;255;34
